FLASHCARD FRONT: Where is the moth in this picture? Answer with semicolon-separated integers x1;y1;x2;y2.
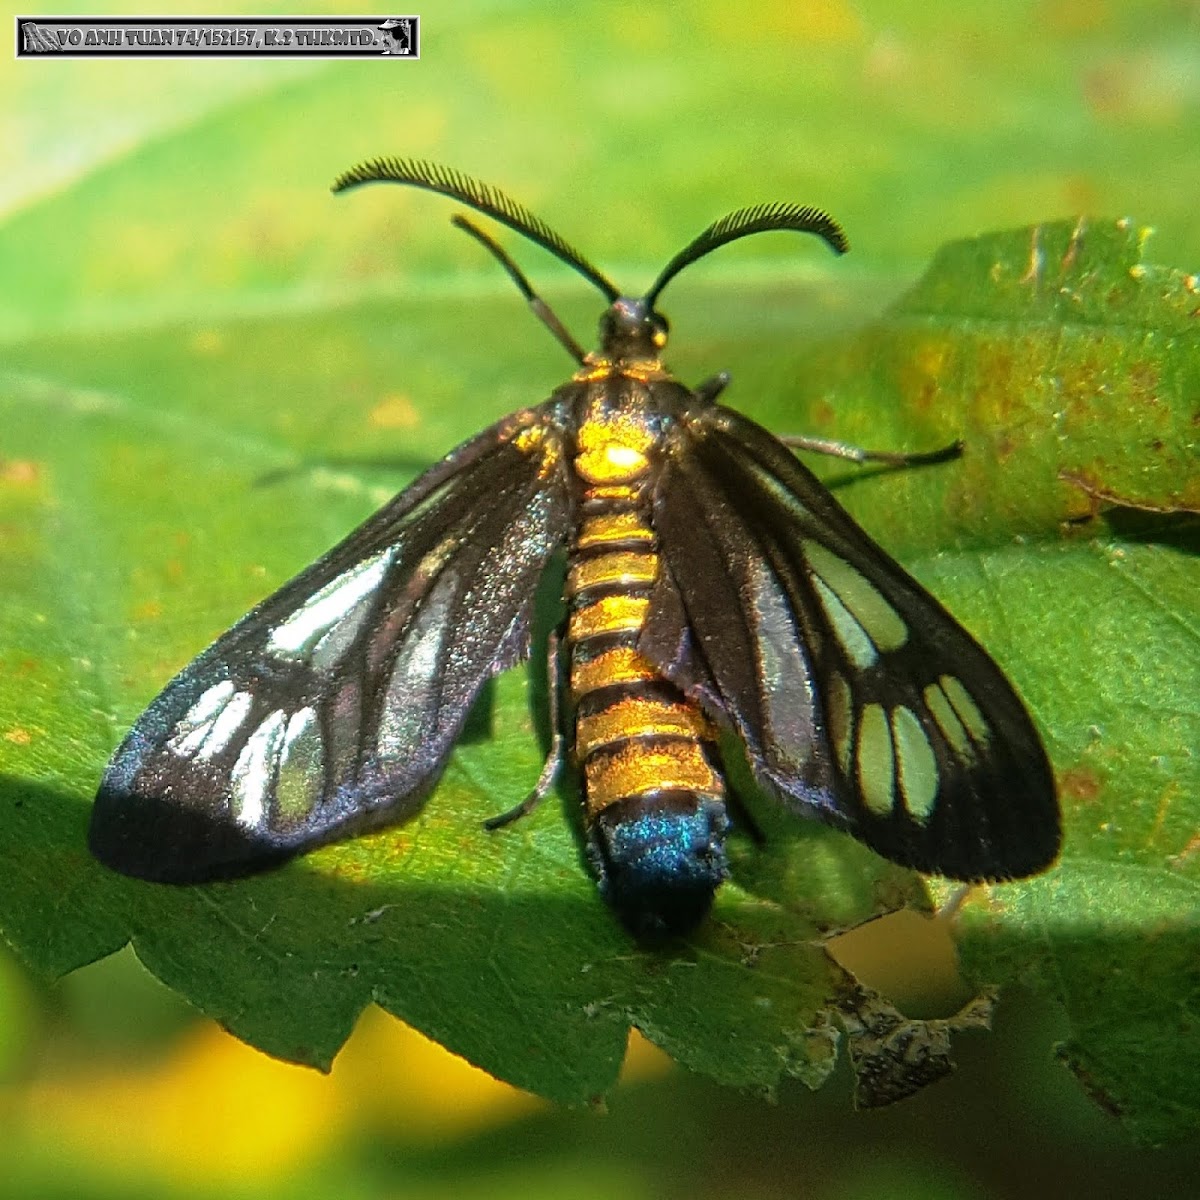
90;159;1060;939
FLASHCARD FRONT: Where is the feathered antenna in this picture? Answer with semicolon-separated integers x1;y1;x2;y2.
643;202;848;308
332;158;620;302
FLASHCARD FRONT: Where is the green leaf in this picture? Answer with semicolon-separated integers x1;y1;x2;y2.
2;0;1199;1141
2;205;1195;1136
887;220;1200;1147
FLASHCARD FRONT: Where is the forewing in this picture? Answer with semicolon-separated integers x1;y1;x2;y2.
648;405;1059;880
90;408;570;882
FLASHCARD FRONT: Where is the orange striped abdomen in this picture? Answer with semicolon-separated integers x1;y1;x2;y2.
567;414;730;939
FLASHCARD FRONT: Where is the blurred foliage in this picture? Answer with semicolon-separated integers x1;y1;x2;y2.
1;0;1198;1190
2;943;1198;1198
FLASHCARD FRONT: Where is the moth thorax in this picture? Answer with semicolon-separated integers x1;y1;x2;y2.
573;412;656;488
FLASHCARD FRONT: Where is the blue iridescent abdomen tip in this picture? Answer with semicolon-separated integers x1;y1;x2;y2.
587;793;729;941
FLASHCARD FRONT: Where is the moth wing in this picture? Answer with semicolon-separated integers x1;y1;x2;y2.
90;408;570;881
645;404;1059;880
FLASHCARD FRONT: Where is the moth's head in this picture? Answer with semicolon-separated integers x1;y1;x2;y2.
597;297;670;367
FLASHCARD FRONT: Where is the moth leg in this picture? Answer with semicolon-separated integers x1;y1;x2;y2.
781;432;963;467
484;631;566;830
694;371;731;404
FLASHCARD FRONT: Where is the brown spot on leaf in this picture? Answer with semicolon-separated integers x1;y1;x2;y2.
895;337;952;416
992;431;1017;462
808;396;837;426
1169;832;1200;868
1058;468;1199;516
1125;359;1161;404
1059;765;1103;805
4;728;32;745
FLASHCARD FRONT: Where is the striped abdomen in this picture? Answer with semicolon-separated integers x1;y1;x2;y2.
567;409;729;939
